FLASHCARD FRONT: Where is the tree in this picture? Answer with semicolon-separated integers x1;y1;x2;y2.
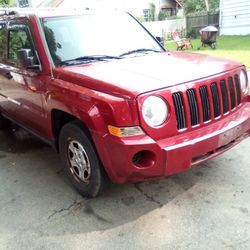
0;0;9;6
158;10;167;21
183;0;219;14
149;3;156;21
0;0;16;7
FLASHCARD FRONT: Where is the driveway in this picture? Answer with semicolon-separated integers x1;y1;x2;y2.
0;127;250;250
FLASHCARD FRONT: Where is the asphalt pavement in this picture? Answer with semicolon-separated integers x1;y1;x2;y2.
0;126;250;250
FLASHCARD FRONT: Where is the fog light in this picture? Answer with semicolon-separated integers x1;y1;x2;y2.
132;150;155;168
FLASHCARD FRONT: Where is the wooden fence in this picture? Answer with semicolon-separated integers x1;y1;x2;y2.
186;11;219;37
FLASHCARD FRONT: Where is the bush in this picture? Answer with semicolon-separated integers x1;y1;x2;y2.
187;28;198;39
158;10;167;21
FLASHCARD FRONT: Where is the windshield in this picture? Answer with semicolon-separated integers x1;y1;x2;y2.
42;12;164;66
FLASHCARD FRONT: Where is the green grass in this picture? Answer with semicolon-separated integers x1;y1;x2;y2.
165;35;250;68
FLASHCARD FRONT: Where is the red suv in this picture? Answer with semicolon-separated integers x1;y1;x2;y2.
0;9;249;197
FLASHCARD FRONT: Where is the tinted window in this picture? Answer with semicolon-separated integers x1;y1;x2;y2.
8;29;32;61
43;12;163;66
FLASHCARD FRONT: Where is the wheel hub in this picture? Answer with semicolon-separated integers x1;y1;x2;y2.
67;140;91;183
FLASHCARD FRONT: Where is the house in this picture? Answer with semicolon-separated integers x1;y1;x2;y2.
220;0;250;35
160;0;183;16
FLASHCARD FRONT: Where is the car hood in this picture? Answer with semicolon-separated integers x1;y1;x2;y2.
55;52;242;99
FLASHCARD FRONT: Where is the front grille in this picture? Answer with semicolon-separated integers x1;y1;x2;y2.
186;89;199;126
234;74;241;105
172;74;241;130
210;83;221;117
228;77;236;109
199;86;211;121
172;92;186;130
220;80;229;113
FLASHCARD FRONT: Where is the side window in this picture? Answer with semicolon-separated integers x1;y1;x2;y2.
8;26;39;68
8;29;32;61
0;23;5;59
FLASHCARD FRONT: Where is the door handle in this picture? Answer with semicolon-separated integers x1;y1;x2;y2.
4;72;13;80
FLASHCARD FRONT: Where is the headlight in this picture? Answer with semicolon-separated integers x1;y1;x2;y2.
240;70;248;94
142;96;168;127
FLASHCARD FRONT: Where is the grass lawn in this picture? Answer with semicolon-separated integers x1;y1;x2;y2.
165;35;250;68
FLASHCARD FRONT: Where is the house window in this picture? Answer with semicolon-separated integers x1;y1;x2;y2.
143;9;151;21
18;0;30;8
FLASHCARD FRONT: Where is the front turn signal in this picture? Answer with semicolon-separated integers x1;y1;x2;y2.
108;125;145;137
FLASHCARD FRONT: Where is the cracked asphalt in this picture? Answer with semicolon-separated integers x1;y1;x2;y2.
0;126;250;250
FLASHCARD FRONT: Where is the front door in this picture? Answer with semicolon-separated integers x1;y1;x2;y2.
0;23;45;135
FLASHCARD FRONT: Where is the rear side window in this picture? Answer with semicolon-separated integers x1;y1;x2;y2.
0;23;5;58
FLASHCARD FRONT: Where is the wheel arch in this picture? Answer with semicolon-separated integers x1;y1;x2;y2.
51;109;92;151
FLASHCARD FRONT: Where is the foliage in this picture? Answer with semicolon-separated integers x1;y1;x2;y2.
135;16;144;23
0;0;9;6
0;0;16;7
158;10;167;21
183;0;219;14
149;3;156;21
167;15;183;20
186;28;198;39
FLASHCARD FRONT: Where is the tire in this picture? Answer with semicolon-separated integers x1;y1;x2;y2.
59;120;107;198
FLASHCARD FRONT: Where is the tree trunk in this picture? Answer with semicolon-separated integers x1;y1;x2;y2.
204;0;209;11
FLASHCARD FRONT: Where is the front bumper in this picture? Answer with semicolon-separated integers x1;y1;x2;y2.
98;103;250;184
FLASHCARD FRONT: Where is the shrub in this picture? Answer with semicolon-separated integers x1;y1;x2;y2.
187;28;198;39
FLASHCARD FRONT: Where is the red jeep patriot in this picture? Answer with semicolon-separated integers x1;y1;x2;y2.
0;9;249;197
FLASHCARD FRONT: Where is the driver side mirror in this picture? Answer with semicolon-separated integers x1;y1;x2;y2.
16;49;41;70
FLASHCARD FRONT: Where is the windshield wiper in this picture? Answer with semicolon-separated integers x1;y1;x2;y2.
119;48;160;57
58;55;121;66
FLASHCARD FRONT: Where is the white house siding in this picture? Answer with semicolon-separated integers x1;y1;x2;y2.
220;0;250;35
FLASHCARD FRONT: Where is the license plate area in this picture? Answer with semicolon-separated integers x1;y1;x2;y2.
219;125;242;146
